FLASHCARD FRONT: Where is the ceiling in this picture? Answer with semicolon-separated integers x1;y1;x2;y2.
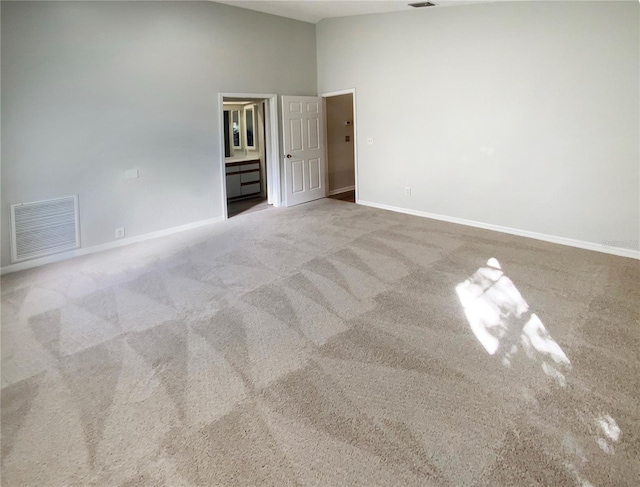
215;0;489;24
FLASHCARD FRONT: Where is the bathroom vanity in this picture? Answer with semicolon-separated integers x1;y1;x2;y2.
225;157;261;199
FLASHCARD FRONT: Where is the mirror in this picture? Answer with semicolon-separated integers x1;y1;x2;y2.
232;110;241;149
245;105;255;149
223;111;231;157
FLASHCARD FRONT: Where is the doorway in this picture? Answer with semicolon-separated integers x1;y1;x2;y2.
323;90;357;203
219;93;280;219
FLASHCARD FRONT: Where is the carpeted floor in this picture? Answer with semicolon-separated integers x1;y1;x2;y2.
1;198;638;486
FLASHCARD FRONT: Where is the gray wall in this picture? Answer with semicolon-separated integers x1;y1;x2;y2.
317;2;639;251
1;1;317;266
326;93;355;192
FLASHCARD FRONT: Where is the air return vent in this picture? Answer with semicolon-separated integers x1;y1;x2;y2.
10;195;80;263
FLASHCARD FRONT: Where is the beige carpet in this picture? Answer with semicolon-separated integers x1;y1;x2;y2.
1;198;638;486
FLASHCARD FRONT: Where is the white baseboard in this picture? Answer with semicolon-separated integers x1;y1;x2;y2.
1;216;225;275
329;186;355;196
357;200;640;260
4;201;636;275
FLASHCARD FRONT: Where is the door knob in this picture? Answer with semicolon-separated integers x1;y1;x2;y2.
286;154;292;158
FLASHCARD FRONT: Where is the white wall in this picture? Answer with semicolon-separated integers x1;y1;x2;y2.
1;1;317;267
317;1;639;252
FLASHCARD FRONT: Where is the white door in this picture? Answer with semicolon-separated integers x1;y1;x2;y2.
282;96;326;207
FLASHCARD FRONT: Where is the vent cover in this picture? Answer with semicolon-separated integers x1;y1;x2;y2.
10;195;80;263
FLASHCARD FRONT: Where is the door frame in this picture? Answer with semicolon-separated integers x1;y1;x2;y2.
218;93;281;219
321;88;359;203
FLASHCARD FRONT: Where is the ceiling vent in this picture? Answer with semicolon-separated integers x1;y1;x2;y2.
409;2;437;7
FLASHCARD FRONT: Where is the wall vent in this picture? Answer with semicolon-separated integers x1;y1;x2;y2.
10;195;80;263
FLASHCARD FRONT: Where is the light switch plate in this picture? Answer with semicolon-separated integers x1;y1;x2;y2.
125;169;139;179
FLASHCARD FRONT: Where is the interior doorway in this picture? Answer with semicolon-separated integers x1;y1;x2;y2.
219;93;280;219
323;89;357;203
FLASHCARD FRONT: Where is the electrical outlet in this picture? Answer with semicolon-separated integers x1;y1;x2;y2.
115;227;125;239
367;137;374;145
405;187;411;196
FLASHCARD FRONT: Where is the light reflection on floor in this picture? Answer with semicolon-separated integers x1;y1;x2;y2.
456;258;621;487
456;257;571;384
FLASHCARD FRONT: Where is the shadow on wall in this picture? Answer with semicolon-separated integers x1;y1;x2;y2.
456;258;621;487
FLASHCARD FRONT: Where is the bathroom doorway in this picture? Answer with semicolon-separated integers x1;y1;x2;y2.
219;93;280;219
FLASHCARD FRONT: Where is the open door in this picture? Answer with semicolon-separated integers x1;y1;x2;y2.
282;96;327;207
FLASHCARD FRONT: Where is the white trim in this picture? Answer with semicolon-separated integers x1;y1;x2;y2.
218;93;230;219
329;185;355;196
321;88;358;203
357;200;640;260
321;89;355;97
321;96;330;198
0;216;224;275
265;97;280;207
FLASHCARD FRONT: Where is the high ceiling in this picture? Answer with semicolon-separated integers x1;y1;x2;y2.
215;0;489;24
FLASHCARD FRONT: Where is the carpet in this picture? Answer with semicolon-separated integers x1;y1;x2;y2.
1;198;638;486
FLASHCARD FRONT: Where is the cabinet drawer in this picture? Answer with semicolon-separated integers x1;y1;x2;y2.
240;170;260;183
226;165;240;174
241;183;260;195
226;174;241;198
241;162;260;172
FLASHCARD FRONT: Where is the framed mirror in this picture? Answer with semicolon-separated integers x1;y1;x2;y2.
244;105;255;149
223;110;231;157
231;110;241;149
